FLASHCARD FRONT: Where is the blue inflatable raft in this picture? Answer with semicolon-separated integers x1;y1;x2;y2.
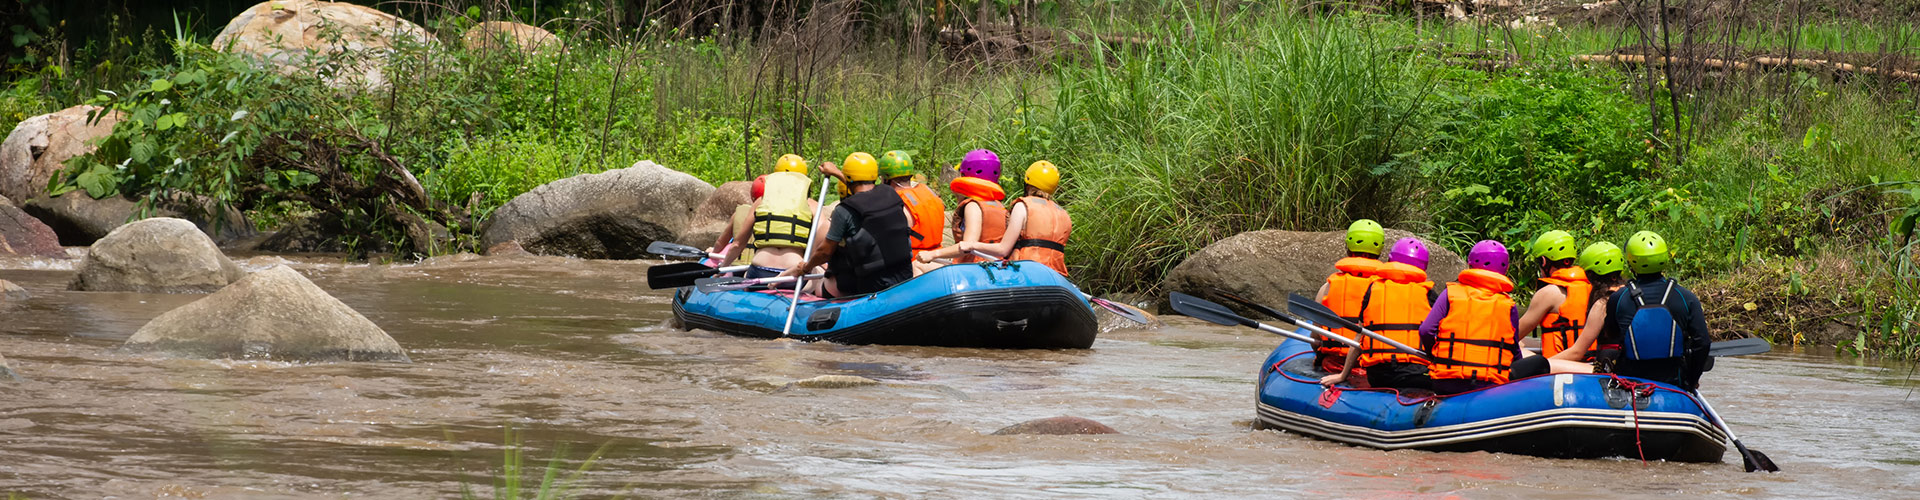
672;260;1099;349
1256;336;1728;462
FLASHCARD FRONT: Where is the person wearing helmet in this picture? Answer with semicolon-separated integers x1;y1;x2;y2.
918;149;1008;267
738;155;823;279
707;174;770;269
1320;237;1441;390
1513;241;1631;378
1595;231;1713;390
1515;230;1592;359
1420;240;1522;395
1311;219;1387;374
781;152;914;297
871;150;947;275
962;160;1072;278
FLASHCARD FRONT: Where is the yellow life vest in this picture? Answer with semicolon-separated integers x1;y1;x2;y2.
752;171;813;249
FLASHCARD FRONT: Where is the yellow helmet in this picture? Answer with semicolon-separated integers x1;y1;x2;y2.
774;154;808;174
1024;160;1060;193
842;152;879;182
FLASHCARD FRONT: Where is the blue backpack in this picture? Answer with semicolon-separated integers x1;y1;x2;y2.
1622;280;1686;361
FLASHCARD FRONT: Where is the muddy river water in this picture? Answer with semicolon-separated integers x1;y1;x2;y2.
2;254;1917;498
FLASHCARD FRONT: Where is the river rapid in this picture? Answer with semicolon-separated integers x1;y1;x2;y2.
1;254;1917;498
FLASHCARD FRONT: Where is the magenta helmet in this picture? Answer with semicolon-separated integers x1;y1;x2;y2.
1467;240;1510;274
958;149;1001;181
1387;238;1431;271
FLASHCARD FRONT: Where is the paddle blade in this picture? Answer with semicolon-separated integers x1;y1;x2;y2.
1742;444;1780;472
694;276;753;293
1088;297;1153;324
1286;293;1356;331
1210;288;1293;322
1710;337;1773;357
646;241;708;259
1168;292;1256;328
647;262;721;289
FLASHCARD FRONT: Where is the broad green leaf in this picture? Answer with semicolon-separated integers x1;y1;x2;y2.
130;140;157;164
150;79;173;92
155;114;175;131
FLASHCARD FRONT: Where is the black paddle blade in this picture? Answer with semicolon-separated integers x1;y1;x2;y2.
1088;297;1152;324
1287;293;1360;332
1710;337;1774;357
647;262;721;289
646;241;708;259
1736;441;1780;472
1209;288;1292;322
1168;292;1255;328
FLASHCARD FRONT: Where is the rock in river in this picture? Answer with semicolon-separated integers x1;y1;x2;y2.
0;105;122;203
0;203;64;258
0;352;14;381
682;180;753;249
992;416;1120;435
124;265;409;362
0;279;26;301
70;218;245;293
482;161;714;259
1162;228;1465;311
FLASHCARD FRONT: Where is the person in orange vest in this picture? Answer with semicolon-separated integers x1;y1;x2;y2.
1515;230;1590;361
876;150;946;276
1311;219;1387;375
917;149;1008;267
1513;241;1628;378
962;160;1070;277
1319;237;1439;390
1420;240;1521;395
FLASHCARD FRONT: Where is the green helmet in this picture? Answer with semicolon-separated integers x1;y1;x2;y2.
1528;230;1578;261
1575;241;1625;276
1625;231;1671;275
878;150;914;179
1345;219;1386;255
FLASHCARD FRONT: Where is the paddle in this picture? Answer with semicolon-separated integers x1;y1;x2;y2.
1708;337;1772;357
1695;391;1780;472
783;174;835;336
695;273;825;293
646;241;716;260
960;251;1151;325
1168;292;1338;345
1282;293;1429;359
647;262;750;289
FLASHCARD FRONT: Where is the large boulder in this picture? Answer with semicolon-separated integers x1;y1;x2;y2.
0;204;63;258
70;217;245;293
212;0;435;88
482;161;715;259
123;265;408;362
0;105;122;203
0;279;26;300
23;191;251;246
461;21;560;54
1162;229;1466;311
682;180;752;249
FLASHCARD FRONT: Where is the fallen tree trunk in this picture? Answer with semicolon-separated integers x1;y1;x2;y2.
1572;54;1920;82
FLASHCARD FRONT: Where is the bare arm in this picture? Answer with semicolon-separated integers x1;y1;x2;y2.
1516;286;1563;338
920;203;982;263
966;202;1025;258
1315;282;1331;301
1551;299;1610;361
1318;346;1363;387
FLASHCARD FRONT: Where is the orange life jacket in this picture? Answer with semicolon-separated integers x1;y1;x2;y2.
952;199;1009;265
1317;257;1380;364
1430;268;1518;385
1010;196;1071;276
1537;266;1592;358
896;182;947;258
1358;262;1434;367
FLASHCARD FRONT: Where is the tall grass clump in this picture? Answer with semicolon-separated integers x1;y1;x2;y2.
1043;11;1436;291
462;426;610;500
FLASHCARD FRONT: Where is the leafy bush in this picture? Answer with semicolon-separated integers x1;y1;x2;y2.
425;130;626;220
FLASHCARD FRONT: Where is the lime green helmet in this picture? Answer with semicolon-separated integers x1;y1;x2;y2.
1575;241;1625;276
1625;231;1671;275
1528;230;1578;261
1345;219;1386;255
878;150;914;179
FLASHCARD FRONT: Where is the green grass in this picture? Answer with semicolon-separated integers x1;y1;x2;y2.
462;426;610;500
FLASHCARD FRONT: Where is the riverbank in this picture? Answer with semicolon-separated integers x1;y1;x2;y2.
2;1;1915;357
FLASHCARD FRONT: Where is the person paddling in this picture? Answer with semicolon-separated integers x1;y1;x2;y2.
1594;231;1714;390
877;150;946;276
962;160;1071;278
918;149;1008;267
1513;241;1628;377
741;155;822;280
1311;219;1387;374
1422;240;1522;395
1319;238;1439;390
1513;230;1591;366
707;174;766;269
778;152;913;297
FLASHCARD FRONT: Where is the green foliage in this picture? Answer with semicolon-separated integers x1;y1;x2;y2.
0;76;55;125
462;426;609;500
425;131;624;220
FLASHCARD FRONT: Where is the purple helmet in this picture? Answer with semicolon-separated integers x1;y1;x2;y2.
958;149;1001;182
1467;240;1510;274
1387;238;1431;271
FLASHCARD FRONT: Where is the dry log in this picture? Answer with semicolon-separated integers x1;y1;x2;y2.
1572;54;1920;82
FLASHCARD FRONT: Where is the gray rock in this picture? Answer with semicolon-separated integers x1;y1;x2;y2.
0;279;26;300
0;352;14;381
682;180;752;248
482;161;715;259
0;204;63;257
992;416;1119;435
0;105;122;203
1162;229;1466;312
124;265;408;362
213;0;435;88
70;217;245;293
